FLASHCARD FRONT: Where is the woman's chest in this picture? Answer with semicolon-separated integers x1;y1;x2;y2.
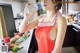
35;23;57;41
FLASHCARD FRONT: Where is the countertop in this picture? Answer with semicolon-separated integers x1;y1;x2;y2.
16;29;34;53
67;22;80;32
0;29;34;53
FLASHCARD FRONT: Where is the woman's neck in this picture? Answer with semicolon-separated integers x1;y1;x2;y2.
46;10;57;18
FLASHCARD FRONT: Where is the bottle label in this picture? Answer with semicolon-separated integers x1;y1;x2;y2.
0;45;8;53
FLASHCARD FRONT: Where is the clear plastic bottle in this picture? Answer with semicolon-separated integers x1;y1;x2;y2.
24;2;42;14
1;40;8;53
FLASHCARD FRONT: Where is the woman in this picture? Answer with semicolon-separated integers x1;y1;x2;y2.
19;0;67;53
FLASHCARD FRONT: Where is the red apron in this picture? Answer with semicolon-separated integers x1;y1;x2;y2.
35;26;55;53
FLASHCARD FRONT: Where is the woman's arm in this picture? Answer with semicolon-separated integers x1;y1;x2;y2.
19;3;39;33
19;11;43;33
52;17;67;53
19;18;37;33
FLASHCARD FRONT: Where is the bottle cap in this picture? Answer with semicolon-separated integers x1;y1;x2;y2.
4;37;10;43
34;2;42;10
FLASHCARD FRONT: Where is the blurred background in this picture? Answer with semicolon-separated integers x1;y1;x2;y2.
0;0;80;53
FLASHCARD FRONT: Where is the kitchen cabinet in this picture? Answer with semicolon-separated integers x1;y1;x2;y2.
0;6;8;39
63;25;78;47
0;4;16;38
72;24;80;45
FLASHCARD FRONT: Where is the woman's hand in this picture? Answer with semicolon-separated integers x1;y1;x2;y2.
24;2;37;14
24;3;37;20
24;10;37;20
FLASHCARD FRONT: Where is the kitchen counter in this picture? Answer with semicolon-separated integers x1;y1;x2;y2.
67;22;80;32
67;23;80;46
0;29;34;53
72;24;80;32
16;29;34;53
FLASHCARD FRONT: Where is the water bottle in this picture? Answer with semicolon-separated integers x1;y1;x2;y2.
24;2;42;14
1;40;8;53
34;2;42;10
